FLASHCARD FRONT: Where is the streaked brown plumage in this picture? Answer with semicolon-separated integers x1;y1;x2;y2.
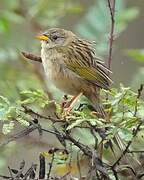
37;28;112;116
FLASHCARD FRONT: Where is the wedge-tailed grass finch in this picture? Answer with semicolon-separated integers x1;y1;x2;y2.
36;28;112;117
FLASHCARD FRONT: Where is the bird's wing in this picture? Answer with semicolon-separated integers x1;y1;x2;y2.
64;41;112;89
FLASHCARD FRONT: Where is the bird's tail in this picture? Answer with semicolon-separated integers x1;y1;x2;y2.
86;91;106;118
92;102;106;118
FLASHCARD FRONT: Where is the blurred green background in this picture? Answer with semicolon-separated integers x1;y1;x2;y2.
0;0;144;177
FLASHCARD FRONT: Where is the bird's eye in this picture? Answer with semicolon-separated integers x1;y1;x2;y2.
52;34;58;40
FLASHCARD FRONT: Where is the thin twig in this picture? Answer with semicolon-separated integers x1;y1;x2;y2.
41;127;63;136
8;166;13;179
0;124;38;147
107;0;116;70
134;84;144;116
65;133;109;178
21;52;42;63
39;154;45;179
128;150;144;153
24;164;37;180
112;121;143;168
15;160;25;179
68;143;73;173
77;152;82;179
47;152;55;179
0;174;12;179
60;172;71;179
22;105;61;123
111;169;119;180
43;125;109;177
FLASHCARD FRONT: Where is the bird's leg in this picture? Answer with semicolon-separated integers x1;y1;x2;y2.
63;92;83;115
61;95;69;109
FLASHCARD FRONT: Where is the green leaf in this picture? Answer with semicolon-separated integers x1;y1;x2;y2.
17;116;30;127
4;106;17;120
66;119;85;130
0;95;11;120
20;89;49;108
2;11;24;24
119;128;133;141
66;5;83;13
0;18;9;33
115;8;139;33
2;121;15;134
0;95;10;108
126;49;144;62
117;8;139;21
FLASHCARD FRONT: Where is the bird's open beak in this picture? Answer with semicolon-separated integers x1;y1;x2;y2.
36;35;49;41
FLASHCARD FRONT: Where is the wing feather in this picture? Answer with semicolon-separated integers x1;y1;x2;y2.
64;39;112;89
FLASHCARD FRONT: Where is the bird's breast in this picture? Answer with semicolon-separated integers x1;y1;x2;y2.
41;48;61;79
41;49;73;94
41;48;85;95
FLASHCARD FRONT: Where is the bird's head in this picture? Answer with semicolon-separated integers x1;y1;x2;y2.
36;28;76;50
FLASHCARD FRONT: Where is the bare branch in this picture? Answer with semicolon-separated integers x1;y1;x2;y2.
22;105;61;123
0;174;11;179
47;151;55;179
21;51;42;63
107;0;116;70
0;125;37;147
112;121;143;168
134;84;144;116
24;164;37;179
77;152;82;179
39;154;45;179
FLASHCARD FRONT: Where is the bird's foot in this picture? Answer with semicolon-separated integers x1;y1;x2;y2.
61;92;83;116
60;95;71;116
61;95;69;109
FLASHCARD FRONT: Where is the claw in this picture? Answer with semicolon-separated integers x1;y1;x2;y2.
61;92;83;116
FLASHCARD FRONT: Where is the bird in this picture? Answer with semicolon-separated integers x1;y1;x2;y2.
36;28;112;117
36;29;142;170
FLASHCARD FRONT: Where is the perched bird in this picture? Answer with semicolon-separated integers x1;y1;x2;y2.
36;28;112;117
36;29;141;170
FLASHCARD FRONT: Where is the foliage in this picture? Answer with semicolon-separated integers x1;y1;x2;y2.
0;90;49;134
0;85;144;178
126;49;144;62
0;84;143;139
66;85;144;143
0;0;144;179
